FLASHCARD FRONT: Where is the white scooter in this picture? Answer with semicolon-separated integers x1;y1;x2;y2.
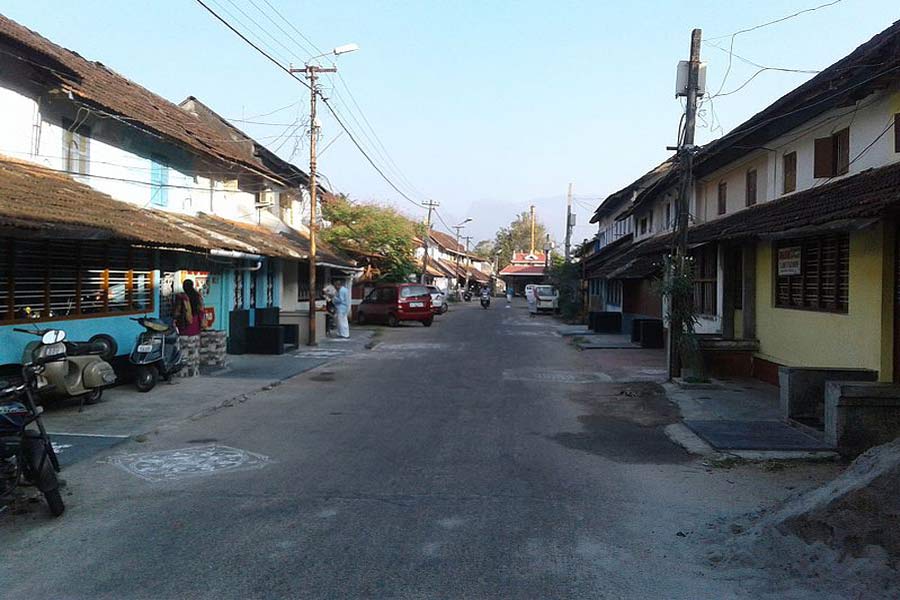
15;328;117;410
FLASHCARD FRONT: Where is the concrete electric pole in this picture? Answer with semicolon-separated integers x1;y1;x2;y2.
668;28;703;379
290;44;357;347
530;205;536;255
564;182;574;263
462;235;473;293
420;200;439;283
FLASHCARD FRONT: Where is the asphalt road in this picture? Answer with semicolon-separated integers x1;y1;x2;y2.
0;301;828;599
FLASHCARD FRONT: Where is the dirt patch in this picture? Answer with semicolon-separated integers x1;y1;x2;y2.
551;382;689;464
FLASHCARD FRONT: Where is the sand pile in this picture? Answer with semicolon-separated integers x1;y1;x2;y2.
722;438;900;597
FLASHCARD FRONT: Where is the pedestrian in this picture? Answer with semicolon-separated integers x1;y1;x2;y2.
506;287;513;304
332;279;351;339
174;278;203;335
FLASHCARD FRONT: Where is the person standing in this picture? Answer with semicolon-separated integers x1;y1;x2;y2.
332;279;351;339
174;279;203;335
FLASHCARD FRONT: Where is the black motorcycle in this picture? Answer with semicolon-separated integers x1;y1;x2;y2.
463;291;473;302
480;294;491;309
0;337;66;517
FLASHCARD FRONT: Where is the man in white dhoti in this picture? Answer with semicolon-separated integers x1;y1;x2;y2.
333;279;351;339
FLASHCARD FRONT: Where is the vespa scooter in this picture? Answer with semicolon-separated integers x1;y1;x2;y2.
1;330;67;516
129;317;183;392
15;328;117;409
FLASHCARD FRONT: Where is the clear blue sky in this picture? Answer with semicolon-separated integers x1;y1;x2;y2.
2;1;895;243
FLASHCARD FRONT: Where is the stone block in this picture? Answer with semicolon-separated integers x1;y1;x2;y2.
779;367;878;424
825;382;900;456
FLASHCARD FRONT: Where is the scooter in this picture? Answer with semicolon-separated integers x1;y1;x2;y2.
463;291;473;302
15;328;117;409
480;294;491;309
129;317;183;393
1;330;67;516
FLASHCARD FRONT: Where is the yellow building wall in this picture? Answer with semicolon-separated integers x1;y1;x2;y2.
755;223;894;381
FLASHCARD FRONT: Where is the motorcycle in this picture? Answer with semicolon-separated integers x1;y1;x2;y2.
480;294;491;309
15;327;117;410
1;330;66;516
129;317;183;392
463;291;473;302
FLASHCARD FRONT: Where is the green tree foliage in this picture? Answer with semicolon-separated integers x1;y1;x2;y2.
546;256;582;321
321;195;419;282
472;239;495;259
492;211;551;268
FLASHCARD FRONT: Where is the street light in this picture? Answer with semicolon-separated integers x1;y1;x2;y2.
289;43;358;346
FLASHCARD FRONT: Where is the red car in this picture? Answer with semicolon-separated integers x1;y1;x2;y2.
356;283;434;327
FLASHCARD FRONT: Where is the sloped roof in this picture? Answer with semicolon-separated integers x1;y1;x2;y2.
0;154;342;262
0;15;281;181
499;265;545;276
694;19;900;177
179;96;315;192
469;267;490;283
429;230;465;253
511;251;546;264
591;159;675;223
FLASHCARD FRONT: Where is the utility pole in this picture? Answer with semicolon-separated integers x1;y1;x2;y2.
564;182;574;263
420;200;439;283
530;205;536;254
290;63;335;347
453;224;465;296
462;235;473;293
668;28;702;379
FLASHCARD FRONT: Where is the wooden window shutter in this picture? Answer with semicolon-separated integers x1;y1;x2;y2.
783;152;797;193
814;136;834;178
746;169;757;206
717;181;727;215
834;128;850;175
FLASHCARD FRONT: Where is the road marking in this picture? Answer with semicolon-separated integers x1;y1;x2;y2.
503;369;613;384
294;349;351;358
108;444;271;482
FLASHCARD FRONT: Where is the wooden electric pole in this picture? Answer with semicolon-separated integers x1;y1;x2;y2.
668;28;702;379
290;63;336;347
420;200;439;283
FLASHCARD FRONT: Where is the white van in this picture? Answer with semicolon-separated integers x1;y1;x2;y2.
525;284;558;314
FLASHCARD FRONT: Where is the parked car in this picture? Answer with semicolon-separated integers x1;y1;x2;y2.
426;285;448;315
357;283;434;327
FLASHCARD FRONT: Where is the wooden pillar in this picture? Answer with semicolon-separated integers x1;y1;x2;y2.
742;243;757;339
721;245;735;339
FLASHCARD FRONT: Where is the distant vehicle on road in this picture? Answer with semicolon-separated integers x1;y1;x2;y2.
357;283;434;327
525;284;559;314
426;285;448;315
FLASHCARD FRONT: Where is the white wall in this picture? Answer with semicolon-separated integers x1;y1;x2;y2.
0;82;280;226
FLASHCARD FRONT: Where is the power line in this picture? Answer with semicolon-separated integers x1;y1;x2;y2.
193;0;427;210
708;0;843;96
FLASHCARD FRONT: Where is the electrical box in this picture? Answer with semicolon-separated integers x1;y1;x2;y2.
675;60;707;98
568;213;576;227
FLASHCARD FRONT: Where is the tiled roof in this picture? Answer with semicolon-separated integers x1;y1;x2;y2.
469;267;490;283
0;155;345;262
511;251;546;264
499;265;545;276
429;230;464;253
589;161;900;279
0;15;283;181
591;159;675;223
693;19;900;177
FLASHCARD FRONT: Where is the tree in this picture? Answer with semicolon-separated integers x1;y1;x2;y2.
492;211;551;268
472;239;495;259
320;195;420;282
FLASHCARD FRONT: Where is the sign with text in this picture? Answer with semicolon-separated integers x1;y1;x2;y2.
777;246;802;276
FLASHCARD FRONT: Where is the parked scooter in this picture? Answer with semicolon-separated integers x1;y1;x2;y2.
15;328;117;409
1;330;67;516
129;317;183;393
463;290;473;302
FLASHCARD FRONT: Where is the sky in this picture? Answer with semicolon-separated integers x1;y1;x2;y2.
2;0;896;246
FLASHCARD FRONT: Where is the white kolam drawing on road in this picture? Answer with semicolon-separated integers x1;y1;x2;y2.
109;445;272;482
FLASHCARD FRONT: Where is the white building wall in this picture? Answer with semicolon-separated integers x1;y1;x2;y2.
0;82;269;225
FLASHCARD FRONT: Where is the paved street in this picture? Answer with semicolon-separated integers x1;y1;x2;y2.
1;301;839;599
